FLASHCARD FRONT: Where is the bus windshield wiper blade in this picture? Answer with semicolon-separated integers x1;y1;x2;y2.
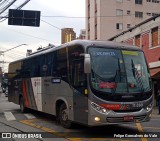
112;58;121;94
91;68;114;82
131;59;144;92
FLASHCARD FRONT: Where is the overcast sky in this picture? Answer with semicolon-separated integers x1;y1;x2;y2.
0;0;85;72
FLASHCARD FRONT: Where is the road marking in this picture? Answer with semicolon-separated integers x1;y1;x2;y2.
136;123;148;141
20;119;133;141
143;126;160;130
24;114;36;119
20;119;82;141
4;112;16;121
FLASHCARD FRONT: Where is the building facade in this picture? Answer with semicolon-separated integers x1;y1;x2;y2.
109;14;160;106
61;28;76;44
86;0;160;40
77;29;86;40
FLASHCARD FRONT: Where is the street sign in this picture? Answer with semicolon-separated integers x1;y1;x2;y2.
8;9;41;27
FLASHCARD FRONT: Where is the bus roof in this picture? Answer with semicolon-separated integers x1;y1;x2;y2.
9;40;141;64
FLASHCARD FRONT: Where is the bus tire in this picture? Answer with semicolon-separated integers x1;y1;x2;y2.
20;97;27;113
59;103;72;128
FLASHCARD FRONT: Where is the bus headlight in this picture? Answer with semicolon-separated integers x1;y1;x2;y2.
91;102;108;114
146;103;153;112
94;117;101;121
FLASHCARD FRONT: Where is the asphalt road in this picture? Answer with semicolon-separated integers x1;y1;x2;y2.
0;91;160;141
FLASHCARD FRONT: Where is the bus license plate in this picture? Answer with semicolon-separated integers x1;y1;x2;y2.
124;115;134;121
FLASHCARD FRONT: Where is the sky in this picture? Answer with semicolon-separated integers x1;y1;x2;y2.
0;0;85;72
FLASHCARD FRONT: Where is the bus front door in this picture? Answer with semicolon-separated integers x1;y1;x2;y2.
71;59;88;124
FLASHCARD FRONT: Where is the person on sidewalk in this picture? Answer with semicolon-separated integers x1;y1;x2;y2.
158;90;160;114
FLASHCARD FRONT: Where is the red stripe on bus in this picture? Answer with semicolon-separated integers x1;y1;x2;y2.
22;80;29;107
100;104;121;110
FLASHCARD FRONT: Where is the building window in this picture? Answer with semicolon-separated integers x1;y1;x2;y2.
135;11;143;18
146;13;152;16
127;24;131;29
88;30;90;40
116;9;123;16
127;10;131;15
116;23;123;30
95;24;97;40
135;0;143;4
151;27;158;47
135;34;141;47
152;0;160;3
95;0;97;12
152;13;159;17
146;0;151;2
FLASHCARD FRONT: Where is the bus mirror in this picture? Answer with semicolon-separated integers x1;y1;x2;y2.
84;54;91;73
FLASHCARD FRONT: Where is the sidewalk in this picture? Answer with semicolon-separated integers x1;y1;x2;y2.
152;106;160;116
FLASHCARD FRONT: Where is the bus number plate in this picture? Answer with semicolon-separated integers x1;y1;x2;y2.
124;115;134;121
132;103;143;108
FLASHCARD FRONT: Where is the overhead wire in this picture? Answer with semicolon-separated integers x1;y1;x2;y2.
41;14;136;18
0;0;16;15
6;51;26;58
0;0;30;22
4;54;23;60
41;19;62;30
4;27;54;42
41;13;160;19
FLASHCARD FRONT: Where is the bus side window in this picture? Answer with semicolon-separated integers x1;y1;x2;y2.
51;49;68;82
45;53;54;76
68;45;87;92
22;60;31;78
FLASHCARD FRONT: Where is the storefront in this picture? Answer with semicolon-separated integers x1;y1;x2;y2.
150;67;160;107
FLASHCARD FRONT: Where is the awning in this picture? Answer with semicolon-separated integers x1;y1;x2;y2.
150;68;160;79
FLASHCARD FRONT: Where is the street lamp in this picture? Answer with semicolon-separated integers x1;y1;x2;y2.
2;44;28;53
0;44;28;73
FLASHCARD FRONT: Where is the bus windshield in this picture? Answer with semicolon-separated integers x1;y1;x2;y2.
88;47;151;94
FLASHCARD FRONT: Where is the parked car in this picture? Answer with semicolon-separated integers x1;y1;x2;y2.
5;87;8;97
1;79;8;93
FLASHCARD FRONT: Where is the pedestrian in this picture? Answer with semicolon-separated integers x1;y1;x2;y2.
158;90;160;114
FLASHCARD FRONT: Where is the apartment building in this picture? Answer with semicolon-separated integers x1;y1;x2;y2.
86;0;160;40
61;28;76;44
77;29;86;40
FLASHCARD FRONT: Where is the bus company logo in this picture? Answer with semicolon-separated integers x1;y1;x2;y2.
2;133;11;138
92;51;116;56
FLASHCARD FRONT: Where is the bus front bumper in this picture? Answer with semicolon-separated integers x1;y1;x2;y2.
88;108;152;126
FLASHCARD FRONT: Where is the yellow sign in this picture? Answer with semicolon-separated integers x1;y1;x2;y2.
122;50;138;56
84;89;88;95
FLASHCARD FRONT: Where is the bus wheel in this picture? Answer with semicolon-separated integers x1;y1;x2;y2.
20;97;27;113
59;103;72;128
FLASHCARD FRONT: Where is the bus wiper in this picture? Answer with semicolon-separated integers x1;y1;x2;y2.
112;58;121;94
91;68;112;82
115;58;121;82
91;68;117;91
131;59;144;92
